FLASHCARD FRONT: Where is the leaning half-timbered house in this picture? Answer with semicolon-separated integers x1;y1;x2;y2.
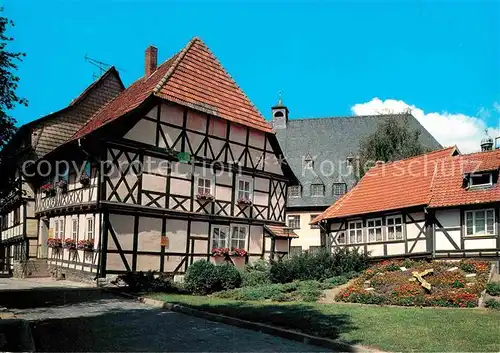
33;37;297;281
312;139;500;265
0;68;124;275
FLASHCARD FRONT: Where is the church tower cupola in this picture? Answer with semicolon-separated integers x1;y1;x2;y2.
271;91;289;130
481;129;494;151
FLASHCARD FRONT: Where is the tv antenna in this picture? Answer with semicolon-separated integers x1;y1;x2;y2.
84;55;112;80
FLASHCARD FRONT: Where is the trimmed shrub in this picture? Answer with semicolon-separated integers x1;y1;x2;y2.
114;271;181;293
185;260;242;295
486;282;500;296
241;260;271;287
324;276;349;286
270;248;368;283
485;299;500;310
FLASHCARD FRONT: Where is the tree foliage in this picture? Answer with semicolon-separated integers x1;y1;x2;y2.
356;114;428;179
0;8;27;152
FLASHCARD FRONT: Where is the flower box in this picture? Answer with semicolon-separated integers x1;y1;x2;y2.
196;193;215;202
57;179;68;192
41;183;55;196
236;197;252;207
47;237;62;249
229;248;247;257
212;247;230;257
78;173;90;186
63;238;76;250
77;239;95;252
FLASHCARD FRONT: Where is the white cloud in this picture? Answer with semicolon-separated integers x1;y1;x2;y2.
351;98;500;153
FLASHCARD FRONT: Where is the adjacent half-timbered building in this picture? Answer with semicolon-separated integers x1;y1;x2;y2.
0;68;124;274
33;38;297;281
312;142;500;264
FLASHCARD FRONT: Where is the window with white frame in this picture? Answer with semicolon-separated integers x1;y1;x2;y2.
288;185;301;198
197;176;213;195
332;183;347;196
55;219;64;238
237;178;252;200
288;215;300;229
466;209;495;236
387;215;403;240
86;217;94;240
212;226;229;248
367;218;383;242
231;225;247;249
72;219;78;241
311;184;324;197
348;221;363;244
469;173;493;188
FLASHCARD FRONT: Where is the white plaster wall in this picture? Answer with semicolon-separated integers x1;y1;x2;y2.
464;238;497;250
435;229;461;251
287;211;322;250
165;219;188;253
367;244;384;257
387;242;405;255
249;225;264;253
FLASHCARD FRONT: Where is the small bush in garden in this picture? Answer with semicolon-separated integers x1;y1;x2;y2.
115;271;180;293
460;262;476;273
241;260;271;287
185;260;242;295
269;248;368;283
485;299;500;310
324;276;349;286
486;282;500;296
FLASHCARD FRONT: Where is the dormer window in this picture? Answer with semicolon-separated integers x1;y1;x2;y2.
469;173;493;188
311;184;324;197
332;183;347;196
288;185;301;198
304;154;314;169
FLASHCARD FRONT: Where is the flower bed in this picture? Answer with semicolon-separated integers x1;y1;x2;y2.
336;259;490;308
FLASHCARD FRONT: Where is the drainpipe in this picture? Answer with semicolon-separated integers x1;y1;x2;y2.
318;220;329;250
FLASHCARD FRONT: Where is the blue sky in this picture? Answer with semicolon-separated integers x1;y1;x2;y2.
5;0;500;152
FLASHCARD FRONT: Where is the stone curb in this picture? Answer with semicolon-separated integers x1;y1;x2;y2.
103;289;370;352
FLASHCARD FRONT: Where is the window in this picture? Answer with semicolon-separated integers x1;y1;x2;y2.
337;231;346;244
311;184;324;197
348;221;363;244
310;215;320;229
466;209;495;236
237;178;252;200
288;185;301;198
367;218;383;242
469;173;493;188
72;219;78;241
212;226;229;248
288;215;300;229
1;214;8;230
86;217;94;240
387;215;403;240
197;177;212;195
231;225;247;249
13;207;20;226
55;219;64;238
332;183;347;196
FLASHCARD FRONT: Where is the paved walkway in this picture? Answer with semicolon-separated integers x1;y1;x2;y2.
2;279;327;352
0;277;91;290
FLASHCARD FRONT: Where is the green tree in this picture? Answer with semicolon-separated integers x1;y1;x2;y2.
0;9;27;152
356;114;427;179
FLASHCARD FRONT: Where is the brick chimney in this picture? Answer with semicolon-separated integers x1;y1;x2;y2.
145;45;158;77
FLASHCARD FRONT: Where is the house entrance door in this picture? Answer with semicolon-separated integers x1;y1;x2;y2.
40;219;49;258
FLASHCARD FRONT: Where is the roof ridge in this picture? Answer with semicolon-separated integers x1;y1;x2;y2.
370;146;457;169
69;66;123;107
153;37;199;94
290;113;413;121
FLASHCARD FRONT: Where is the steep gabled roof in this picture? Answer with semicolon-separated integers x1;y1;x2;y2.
312;147;457;222
73;37;272;140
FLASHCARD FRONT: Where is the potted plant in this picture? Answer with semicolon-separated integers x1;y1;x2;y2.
78;172;90;186
41;183;55;196
57;179;68;192
196;192;215;202
47;237;62;254
63;238;76;251
237;197;252;207
211;247;229;265
77;239;95;252
229;248;247;268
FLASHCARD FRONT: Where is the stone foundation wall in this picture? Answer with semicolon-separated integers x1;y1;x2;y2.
48;264;96;285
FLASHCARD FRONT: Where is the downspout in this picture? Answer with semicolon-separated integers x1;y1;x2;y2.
318;220;329;250
77;138;102;284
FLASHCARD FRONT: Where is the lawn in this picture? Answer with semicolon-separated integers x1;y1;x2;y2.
147;293;500;352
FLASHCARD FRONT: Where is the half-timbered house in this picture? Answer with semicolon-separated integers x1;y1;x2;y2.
0;68;124;274
32;38;297;281
312;140;500;265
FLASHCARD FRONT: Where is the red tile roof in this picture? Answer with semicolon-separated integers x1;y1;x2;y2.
264;225;299;238
429;149;500;208
312;147;459;222
73;37;272;140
